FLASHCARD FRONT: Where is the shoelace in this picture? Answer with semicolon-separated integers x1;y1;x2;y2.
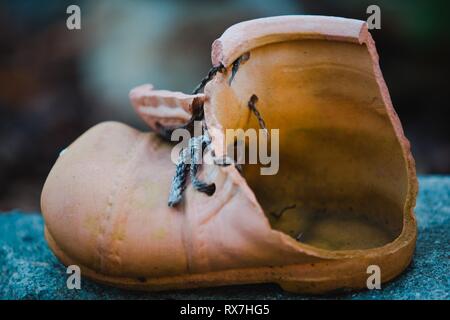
168;132;215;207
167;54;266;207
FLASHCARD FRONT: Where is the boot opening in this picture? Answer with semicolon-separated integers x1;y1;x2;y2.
209;39;408;251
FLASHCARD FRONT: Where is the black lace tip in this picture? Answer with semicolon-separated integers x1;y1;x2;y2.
199;183;216;196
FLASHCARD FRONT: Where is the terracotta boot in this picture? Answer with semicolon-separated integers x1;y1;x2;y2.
41;16;417;293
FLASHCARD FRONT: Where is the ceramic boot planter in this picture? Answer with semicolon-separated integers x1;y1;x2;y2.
41;15;417;294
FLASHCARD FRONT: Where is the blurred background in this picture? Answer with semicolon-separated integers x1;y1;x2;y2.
0;0;449;211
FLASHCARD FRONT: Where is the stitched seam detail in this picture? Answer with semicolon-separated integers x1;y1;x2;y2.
96;133;142;273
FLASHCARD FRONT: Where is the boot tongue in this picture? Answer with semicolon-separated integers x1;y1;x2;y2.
129;83;205;134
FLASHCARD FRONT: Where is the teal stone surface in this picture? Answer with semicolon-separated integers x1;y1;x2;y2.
0;176;449;300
